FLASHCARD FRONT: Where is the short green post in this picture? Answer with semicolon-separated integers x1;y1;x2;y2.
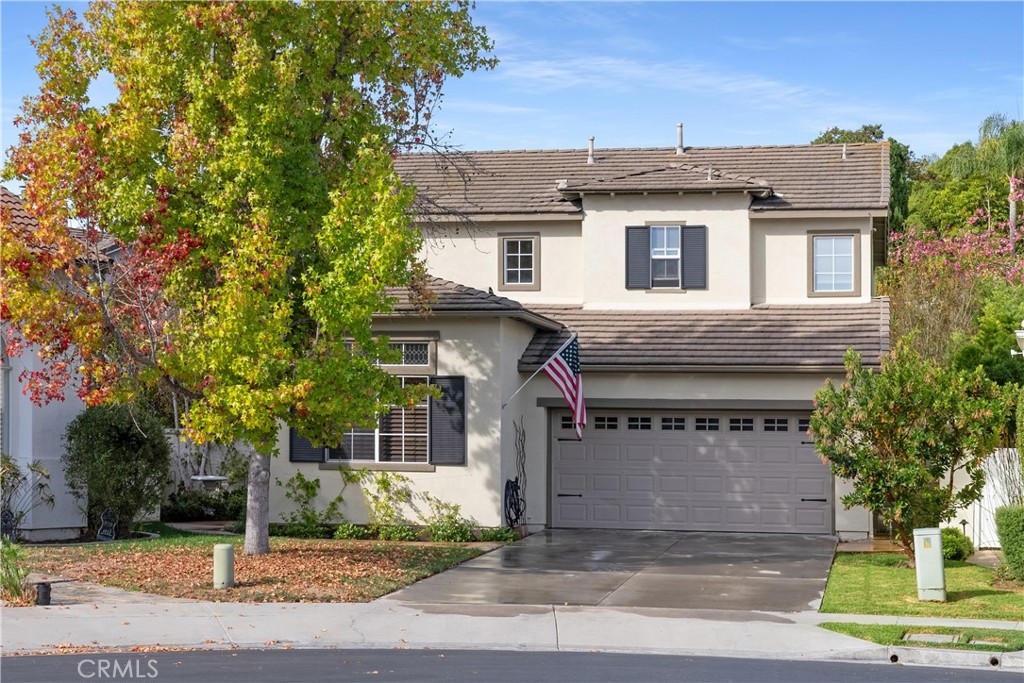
213;543;235;589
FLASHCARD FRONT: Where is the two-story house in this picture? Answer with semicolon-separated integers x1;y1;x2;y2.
271;138;891;541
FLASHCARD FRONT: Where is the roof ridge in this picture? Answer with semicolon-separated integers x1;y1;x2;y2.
426;275;524;310
399;142;887;157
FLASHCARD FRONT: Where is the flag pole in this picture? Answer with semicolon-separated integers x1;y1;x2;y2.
501;333;577;410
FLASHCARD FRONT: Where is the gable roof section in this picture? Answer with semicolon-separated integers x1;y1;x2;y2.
519;299;890;372
395;143;889;216
381;276;562;331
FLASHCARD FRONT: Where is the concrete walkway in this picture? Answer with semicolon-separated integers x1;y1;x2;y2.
3;578;1021;674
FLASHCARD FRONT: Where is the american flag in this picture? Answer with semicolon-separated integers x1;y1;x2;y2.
542;334;586;439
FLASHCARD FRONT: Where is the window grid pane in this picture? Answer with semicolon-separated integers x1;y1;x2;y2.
627;416;652;430
813;236;854;293
661;417;686;430
504;238;535;285
650;226;681;288
330;377;429;463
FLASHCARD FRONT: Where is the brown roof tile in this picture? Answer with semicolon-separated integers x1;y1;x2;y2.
382;276;561;330
519;299;890;372
396;143;889;216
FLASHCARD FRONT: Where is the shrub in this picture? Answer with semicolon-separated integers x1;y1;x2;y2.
334;522;372;540
269;521;331;539
278;471;344;532
995;505;1024;580
162;487;247;522
941;527;974;561
422;499;474;542
0;540;29;601
478;526;519;543
377;524;419;542
0;454;55;540
63;404;171;538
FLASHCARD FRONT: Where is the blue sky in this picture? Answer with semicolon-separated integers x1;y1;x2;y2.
3;0;1022;191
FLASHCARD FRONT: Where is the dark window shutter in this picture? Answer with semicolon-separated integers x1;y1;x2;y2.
289;428;325;463
681;225;708;290
625;226;651;289
429;376;466;466
622;225;647;286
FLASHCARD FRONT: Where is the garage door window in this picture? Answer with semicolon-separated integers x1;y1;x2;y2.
764;418;789;432
661;417;686;430
627;416;652;430
729;417;754;432
695;417;720;431
594;416;618;430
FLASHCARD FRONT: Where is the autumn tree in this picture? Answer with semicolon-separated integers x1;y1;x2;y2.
2;1;495;554
810;344;1009;565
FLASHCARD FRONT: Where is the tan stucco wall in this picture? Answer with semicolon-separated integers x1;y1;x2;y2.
580;193;753;309
270;315;540;528
421;219;584;305
750;215;876;305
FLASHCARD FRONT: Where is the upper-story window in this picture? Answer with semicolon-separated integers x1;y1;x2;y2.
809;233;859;297
499;234;540;291
389;342;429;366
626;225;707;290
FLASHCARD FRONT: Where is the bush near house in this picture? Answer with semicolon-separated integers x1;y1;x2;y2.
941;527;974;561
995;505;1024;580
63;404;170;538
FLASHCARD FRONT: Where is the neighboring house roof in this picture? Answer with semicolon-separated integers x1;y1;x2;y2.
1;186;37;230
395;143;890;216
382;276;563;331
519;299;891;372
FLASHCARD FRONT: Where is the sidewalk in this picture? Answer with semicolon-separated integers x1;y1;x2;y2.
2;580;1021;673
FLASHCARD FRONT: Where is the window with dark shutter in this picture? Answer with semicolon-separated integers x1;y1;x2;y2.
625;226;651;289
428;376;466;465
289;428;325;463
681;225;708;289
625;225;708;290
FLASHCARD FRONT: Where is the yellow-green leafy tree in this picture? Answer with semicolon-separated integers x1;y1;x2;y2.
3;1;494;554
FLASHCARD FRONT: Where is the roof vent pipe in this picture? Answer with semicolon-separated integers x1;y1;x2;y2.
707;162;713;181
842;143;847;160
676;123;684;155
587;136;595;164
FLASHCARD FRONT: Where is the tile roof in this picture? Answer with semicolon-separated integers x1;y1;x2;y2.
1;186;37;231
383;276;562;330
519;300;890;372
395;143;890;216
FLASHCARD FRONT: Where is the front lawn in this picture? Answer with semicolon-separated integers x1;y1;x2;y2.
820;623;1024;653
23;524;483;603
820;553;1024;620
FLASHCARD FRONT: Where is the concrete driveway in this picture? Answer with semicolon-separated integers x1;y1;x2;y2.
386;529;836;612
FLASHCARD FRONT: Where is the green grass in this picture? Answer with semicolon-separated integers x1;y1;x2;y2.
821;553;1024;620
820;622;1024;653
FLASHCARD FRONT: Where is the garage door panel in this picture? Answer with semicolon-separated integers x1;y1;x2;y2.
727;476;758;493
657;445;688;463
692;476;723;493
626;475;655;493
558;473;587;492
659;475;688;493
761;477;792;495
593;444;622;463
761;447;793;464
592;474;622;494
552;411;831;534
726;446;757;463
625;445;655;463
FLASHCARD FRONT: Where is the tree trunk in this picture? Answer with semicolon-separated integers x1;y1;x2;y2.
244;449;271;555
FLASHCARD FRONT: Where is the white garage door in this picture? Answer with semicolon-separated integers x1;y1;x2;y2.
551;411;832;534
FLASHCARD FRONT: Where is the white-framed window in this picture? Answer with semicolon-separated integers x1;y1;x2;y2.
328;377;429;464
661;416;686;431
594;416;618;430
812;234;855;294
500;235;539;290
650;226;681;288
627;416;653;430
729;417;754;432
